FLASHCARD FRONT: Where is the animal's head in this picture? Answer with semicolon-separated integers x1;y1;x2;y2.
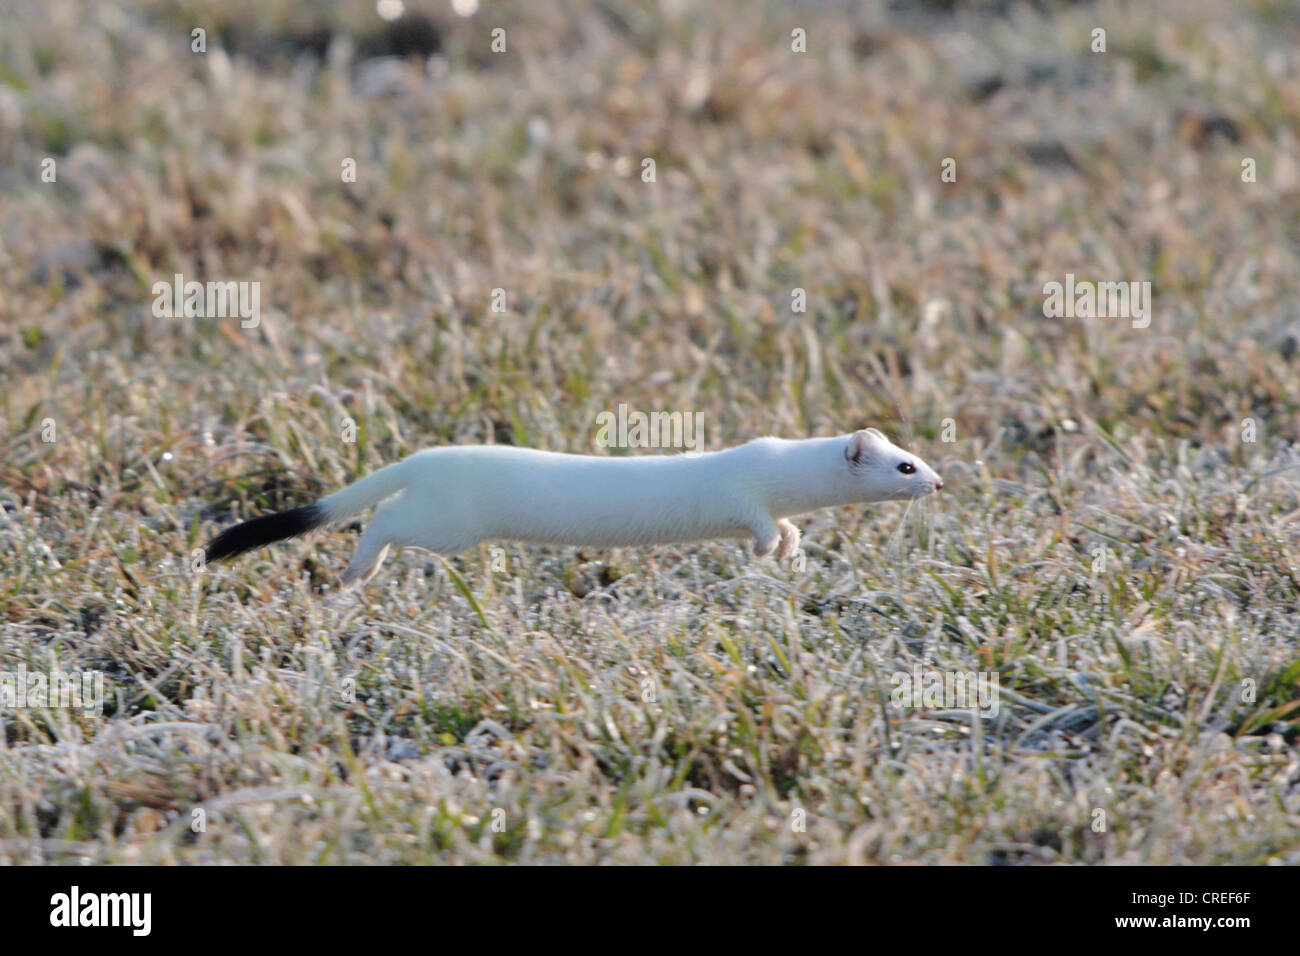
844;428;943;501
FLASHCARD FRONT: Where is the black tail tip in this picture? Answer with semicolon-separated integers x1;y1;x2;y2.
203;504;326;564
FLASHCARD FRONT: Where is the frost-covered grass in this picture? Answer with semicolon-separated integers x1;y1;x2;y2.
1;0;1298;863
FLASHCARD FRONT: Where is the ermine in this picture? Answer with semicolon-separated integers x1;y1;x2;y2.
202;429;942;583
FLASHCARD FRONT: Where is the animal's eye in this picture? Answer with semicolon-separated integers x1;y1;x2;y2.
897;462;916;475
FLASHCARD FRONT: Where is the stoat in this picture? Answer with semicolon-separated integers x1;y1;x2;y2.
202;429;943;584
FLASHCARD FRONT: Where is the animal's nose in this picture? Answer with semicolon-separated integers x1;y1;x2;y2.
935;478;944;491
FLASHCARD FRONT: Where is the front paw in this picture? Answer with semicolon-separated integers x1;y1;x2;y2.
776;519;801;560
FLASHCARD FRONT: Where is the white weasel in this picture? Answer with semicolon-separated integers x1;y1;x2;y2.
203;429;942;583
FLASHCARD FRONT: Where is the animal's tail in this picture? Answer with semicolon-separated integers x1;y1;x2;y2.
203;459;410;563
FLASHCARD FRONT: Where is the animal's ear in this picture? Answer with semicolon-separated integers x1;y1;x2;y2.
865;427;886;441
845;429;884;464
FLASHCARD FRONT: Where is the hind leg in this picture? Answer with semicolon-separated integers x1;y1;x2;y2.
341;500;403;584
340;498;482;583
342;530;390;584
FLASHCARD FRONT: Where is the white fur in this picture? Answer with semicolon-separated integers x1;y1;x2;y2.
322;429;942;583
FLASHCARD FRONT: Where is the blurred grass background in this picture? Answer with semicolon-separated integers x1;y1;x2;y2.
0;0;1298;863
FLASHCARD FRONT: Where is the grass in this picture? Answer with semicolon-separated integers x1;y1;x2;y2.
0;0;1298;864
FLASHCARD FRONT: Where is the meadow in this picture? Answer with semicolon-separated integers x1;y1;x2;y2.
1;0;1298;863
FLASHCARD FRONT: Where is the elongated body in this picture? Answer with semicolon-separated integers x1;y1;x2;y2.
203;429;942;583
